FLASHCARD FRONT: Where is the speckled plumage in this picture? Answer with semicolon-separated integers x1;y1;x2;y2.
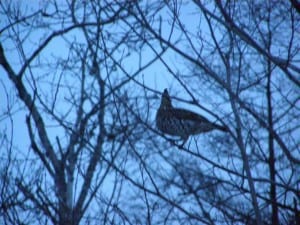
156;89;227;145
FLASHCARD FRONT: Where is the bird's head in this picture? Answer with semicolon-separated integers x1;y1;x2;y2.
160;89;172;108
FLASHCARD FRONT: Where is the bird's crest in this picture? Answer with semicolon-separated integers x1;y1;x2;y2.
160;89;172;109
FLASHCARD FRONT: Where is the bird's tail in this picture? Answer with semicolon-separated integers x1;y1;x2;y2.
214;124;228;132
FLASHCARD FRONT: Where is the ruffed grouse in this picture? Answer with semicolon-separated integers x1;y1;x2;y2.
156;89;227;145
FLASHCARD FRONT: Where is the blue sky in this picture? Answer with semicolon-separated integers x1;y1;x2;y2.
1;1;299;224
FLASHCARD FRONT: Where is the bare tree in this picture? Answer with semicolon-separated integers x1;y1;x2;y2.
0;1;299;225
0;1;159;224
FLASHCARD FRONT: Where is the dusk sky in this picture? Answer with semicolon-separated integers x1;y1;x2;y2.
1;1;299;225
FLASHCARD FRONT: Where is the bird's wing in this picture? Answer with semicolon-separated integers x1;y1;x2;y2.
173;108;228;132
172;108;210;123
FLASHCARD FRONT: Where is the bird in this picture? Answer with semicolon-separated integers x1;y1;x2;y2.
156;89;228;146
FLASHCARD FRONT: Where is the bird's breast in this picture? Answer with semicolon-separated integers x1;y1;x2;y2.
156;112;195;137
